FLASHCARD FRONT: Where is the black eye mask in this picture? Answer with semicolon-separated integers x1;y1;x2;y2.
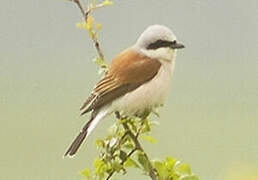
147;40;184;50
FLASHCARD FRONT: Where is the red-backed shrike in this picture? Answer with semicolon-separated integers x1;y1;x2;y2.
65;25;184;157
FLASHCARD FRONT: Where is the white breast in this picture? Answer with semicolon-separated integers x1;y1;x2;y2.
111;59;175;116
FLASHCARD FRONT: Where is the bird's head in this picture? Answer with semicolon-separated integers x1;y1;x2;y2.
134;25;184;61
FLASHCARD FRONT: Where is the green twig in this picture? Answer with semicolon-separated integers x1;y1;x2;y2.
122;122;157;180
70;0;105;60
107;112;157;180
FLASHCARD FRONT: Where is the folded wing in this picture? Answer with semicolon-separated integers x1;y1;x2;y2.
80;48;161;115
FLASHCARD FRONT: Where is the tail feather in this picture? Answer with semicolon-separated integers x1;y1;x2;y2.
64;109;108;157
64;129;87;157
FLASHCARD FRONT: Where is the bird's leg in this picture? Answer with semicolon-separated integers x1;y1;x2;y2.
115;111;127;120
139;110;151;119
115;111;121;119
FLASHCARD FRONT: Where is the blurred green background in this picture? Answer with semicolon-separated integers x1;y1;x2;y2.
1;0;258;179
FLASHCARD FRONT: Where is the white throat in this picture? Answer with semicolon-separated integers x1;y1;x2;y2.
133;46;177;63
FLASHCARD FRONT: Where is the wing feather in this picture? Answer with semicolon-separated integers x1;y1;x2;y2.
80;49;161;115
80;93;96;111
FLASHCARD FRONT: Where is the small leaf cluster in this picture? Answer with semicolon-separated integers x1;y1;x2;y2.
75;0;113;73
153;157;199;180
80;116;153;179
81;115;199;180
93;56;108;75
76;0;113;34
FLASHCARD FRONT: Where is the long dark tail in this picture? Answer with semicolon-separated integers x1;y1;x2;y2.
64;116;94;157
64;110;105;157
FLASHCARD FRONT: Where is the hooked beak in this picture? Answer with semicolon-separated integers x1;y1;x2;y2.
170;42;185;49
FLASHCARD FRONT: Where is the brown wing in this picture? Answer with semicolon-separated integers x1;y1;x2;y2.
80;48;161;115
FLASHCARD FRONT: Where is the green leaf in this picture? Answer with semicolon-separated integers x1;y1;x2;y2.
128;119;138;133
112;160;122;172
81;168;91;179
123;141;135;150
93;56;103;65
154;160;169;179
102;0;113;6
118;118;127;124
119;150;127;162
94;158;108;176
108;137;118;148
141;119;151;133
137;152;152;172
94;158;103;169
140;135;157;144
95;139;105;148
175;163;191;176
92;56;108;75
124;158;140;168
165;157;177;169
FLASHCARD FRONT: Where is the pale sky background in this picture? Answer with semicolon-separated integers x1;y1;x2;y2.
0;0;258;180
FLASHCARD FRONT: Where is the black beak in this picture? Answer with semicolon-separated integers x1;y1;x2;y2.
170;42;185;49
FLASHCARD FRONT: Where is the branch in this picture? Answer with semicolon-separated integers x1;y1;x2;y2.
106;147;137;180
81;111;199;180
70;0;105;60
71;0;85;18
106;112;157;180
122;122;157;180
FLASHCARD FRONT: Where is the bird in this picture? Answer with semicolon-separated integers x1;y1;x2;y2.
64;24;185;157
